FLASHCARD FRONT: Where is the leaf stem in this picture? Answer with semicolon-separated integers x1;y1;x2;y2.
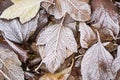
0;70;11;80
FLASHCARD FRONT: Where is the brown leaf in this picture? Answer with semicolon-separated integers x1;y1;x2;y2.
115;70;120;80
4;38;28;62
30;9;48;41
81;32;114;80
112;46;120;73
79;22;96;48
39;60;74;80
0;46;24;80
0;0;12;15
91;0;119;37
47;0;91;21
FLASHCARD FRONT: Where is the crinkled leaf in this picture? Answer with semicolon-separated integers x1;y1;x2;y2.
91;0;119;37
0;0;52;23
112;46;120;73
0;46;24;80
39;60;74;80
81;33;114;80
79;22;96;48
4;38;28;62
0;15;39;43
47;0;91;21
37;22;77;73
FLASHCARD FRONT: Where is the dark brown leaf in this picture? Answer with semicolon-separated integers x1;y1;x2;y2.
91;0;119;38
0;0;12;15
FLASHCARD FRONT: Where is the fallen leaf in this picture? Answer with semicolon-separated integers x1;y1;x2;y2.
0;0;12;15
79;22;96;48
0;0;52;23
112;46;120;73
36;21;77;73
4;37;28;62
0;14;39;43
91;0;119;37
81;32;114;80
11;0;21;3
30;9;48;41
47;0;91;21
0;46;24;80
114;70;120;80
39;59;74;80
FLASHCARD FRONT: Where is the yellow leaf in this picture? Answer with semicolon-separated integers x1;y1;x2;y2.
0;0;41;23
11;0;22;3
39;59;74;80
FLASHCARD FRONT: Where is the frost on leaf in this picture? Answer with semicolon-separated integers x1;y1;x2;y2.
79;22;96;48
81;32;114;80
47;0;91;21
36;22;77;73
0;0;52;23
112;46;120;73
0;15;39;43
0;46;24;80
91;0;119;37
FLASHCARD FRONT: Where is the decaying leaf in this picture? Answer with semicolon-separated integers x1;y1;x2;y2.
91;0;119;37
0;14;39;43
47;0;91;21
0;0;53;23
112;46;120;73
0;0;12;15
0;46;24;80
30;9;48;41
4;37;28;62
114;70;120;80
79;22;96;48
36;21;77;73
81;32;114;80
39;59;74;80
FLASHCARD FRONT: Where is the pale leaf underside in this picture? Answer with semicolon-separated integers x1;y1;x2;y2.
112;46;120;73
37;23;77;73
92;0;119;37
0;15;38;43
48;0;91;21
81;36;114;80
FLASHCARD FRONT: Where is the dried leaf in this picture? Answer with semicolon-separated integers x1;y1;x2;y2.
91;0;119;37
0;46;24;80
39;60;74;80
112;46;120;73
0;0;52;23
114;70;120;80
79;22;96;48
0;15;39;43
81;32;114;80
36;22;77;73
4;38;28;62
30;9;48;41
0;0;12;15
11;0;21;3
47;0;91;21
